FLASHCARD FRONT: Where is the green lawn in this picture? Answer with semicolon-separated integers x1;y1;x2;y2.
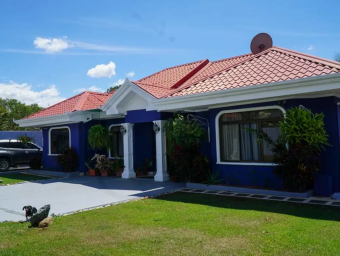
1;192;340;255
0;173;50;185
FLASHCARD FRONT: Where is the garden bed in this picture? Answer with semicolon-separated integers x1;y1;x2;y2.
186;182;313;198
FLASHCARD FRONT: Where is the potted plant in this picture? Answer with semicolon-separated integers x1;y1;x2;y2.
92;154;112;177
115;156;125;177
85;157;98;177
135;166;142;177
88;124;111;151
143;158;153;175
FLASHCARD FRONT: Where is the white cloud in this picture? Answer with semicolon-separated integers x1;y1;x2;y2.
87;61;116;78
0;82;65;107
73;86;105;93
307;45;314;51
34;37;70;53
126;71;135;78
112;79;125;86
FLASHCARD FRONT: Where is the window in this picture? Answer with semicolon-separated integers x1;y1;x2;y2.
109;126;124;157
218;108;284;163
9;142;23;149
49;127;70;154
0;142;9;148
24;143;40;150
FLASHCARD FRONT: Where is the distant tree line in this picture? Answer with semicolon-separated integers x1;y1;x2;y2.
336;53;340;62
106;85;120;93
0;98;43;131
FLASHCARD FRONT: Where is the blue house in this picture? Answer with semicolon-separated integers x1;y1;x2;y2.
15;44;340;196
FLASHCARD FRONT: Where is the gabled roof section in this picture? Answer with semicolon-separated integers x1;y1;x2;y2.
25;91;114;119
137;59;208;89
169;46;340;97
134;54;252;98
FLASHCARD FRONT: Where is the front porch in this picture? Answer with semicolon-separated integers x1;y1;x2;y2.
120;120;169;182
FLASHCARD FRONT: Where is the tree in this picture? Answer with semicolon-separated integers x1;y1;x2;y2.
335;53;340;62
0;98;43;131
106;85;120;93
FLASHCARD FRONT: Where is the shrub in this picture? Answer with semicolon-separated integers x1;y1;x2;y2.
57;147;79;172
29;157;42;170
273;141;320;192
280;107;329;149
164;114;210;182
18;134;35;145
253;107;329;192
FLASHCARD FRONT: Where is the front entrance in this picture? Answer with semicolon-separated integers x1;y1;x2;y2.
133;122;156;178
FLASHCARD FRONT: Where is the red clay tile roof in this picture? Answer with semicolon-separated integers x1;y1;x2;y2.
134;46;340;98
25;91;114;119
24;46;340;120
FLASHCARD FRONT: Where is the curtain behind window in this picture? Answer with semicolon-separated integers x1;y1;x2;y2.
221;124;240;161
240;123;260;161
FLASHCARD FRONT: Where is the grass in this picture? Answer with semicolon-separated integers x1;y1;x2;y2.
1;192;340;255
0;173;50;185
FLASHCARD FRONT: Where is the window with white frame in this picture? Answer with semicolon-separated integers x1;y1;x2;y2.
50;127;70;154
109;126;124;157
218;108;284;163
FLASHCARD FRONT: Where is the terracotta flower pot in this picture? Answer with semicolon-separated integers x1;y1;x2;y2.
170;176;179;183
101;170;109;177
89;169;97;177
143;167;148;175
116;167;124;177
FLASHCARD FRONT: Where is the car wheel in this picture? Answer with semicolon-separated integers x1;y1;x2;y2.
0;158;10;171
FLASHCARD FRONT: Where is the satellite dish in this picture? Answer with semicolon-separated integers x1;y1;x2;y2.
250;33;273;54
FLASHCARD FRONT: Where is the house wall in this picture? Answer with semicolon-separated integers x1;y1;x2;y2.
42;123;85;172
208;97;340;196
40;98;340;196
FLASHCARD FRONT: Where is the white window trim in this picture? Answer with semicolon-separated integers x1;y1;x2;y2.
48;126;71;156
108;124;123;158
215;105;286;165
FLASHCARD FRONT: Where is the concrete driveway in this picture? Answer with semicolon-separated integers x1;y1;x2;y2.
0;177;183;222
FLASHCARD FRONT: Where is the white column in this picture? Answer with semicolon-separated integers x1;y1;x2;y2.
153;120;169;182
122;123;136;179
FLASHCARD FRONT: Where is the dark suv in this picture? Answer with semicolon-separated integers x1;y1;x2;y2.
0;139;43;171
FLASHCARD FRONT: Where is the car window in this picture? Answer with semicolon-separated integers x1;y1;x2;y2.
0;142;9;148
25;143;40;150
9;142;23;149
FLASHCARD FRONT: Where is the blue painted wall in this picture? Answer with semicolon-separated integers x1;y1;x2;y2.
208;97;340;195
0;131;43;147
42;123;86;172
40;98;340;196
125;109;172;123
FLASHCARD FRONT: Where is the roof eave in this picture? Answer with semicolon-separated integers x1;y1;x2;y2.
14;110;96;128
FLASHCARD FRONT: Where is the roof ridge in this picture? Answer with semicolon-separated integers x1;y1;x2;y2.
272;46;340;69
162;48;272;98
72;91;89;112
24;91;86;119
170;59;210;89
137;59;207;84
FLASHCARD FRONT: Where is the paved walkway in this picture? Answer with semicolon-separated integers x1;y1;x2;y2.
0;177;183;222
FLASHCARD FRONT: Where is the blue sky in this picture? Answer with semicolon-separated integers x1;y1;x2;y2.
0;0;339;107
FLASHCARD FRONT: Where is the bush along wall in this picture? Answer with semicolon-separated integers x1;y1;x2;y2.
164;114;211;183
254;107;330;192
